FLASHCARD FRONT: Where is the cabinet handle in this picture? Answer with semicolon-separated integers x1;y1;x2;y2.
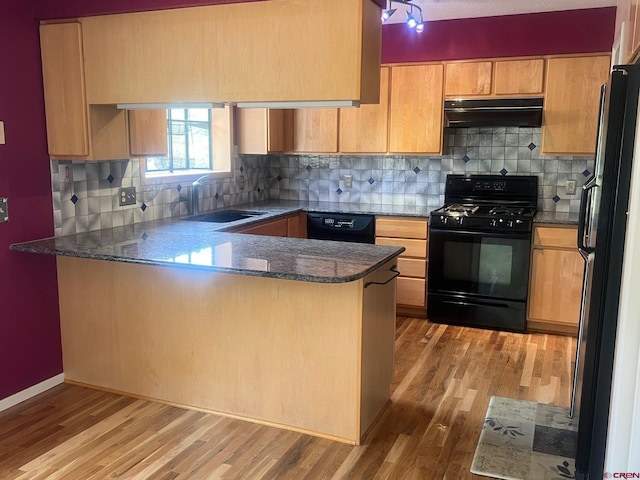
365;266;400;288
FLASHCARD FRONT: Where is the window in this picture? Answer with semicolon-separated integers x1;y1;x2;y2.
144;106;233;181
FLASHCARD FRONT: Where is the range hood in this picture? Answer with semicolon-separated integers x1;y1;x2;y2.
444;97;543;128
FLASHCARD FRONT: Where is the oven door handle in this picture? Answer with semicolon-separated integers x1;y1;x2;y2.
365;266;400;288
429;228;531;240
442;299;512;308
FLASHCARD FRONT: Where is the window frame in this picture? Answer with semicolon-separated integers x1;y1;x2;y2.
142;106;235;185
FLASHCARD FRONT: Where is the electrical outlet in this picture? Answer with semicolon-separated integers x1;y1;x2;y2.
344;174;353;188
566;180;577;195
239;175;245;190
0;197;8;223
118;187;136;206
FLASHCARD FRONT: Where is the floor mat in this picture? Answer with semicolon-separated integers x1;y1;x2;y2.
470;396;578;480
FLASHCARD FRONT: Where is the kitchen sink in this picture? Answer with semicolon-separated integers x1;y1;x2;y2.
184;210;267;223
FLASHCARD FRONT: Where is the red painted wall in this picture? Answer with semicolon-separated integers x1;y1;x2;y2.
381;8;616;63
0;0;62;399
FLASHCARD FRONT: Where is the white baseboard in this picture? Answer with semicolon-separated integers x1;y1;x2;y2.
0;373;65;413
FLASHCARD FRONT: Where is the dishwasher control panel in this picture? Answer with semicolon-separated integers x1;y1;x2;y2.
323;217;355;228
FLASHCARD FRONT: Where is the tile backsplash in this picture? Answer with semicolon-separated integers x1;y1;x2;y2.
51;155;270;237
267;127;592;214
51;127;592;236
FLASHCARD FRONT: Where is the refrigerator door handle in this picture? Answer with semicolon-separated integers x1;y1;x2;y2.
578;183;597;254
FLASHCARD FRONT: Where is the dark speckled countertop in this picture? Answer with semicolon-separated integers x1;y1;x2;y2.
11;201;408;283
533;211;580;225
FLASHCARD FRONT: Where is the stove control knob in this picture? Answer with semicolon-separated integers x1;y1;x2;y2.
516;219;523;224
441;216;448;225
507;220;514;228
490;219;497;227
457;216;464;225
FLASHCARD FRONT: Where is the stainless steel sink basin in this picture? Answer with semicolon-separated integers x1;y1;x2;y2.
184;210;266;223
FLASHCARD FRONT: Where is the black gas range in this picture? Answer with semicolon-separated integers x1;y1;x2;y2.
427;174;538;332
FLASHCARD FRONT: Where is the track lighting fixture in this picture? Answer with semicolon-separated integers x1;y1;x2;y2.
381;0;425;32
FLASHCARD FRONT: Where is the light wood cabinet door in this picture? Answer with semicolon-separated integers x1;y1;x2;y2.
286;212;307;238
389;64;444;154
237;108;285;155
289;109;339;153
339;67;390;153
129;110;168;156
80;0;381;105
528;225;584;336
40;23;89;156
542;55;610;155
444;61;493;96
494;59;545;95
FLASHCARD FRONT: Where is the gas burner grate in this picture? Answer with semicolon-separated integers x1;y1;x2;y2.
444;204;479;215
489;206;525;216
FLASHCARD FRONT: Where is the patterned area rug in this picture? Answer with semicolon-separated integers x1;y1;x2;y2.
471;396;578;480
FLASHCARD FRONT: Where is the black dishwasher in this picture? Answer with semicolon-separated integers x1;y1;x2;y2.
306;212;375;244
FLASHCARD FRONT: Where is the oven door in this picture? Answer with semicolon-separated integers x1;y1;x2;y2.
427;228;532;331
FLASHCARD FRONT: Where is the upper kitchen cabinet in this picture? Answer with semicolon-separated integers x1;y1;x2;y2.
444;61;493;96
40;22;89;156
444;58;544;97
339;67;390;153
128;110;168;156
389;64;444;154
40;22;167;160
493;59;545;95
78;0;382;106
237;109;285;155
287;109;339;153
542;55;610;155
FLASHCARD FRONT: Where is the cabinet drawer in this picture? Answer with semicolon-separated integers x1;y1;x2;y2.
397;277;426;307
533;226;578;248
376;216;428;239
376;237;427;258
396;258;426;278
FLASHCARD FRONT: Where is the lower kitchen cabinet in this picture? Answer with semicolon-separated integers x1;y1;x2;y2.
232;211;307;238
527;224;584;336
375;216;428;315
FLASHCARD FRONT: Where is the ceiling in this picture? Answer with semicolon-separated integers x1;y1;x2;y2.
383;0;617;22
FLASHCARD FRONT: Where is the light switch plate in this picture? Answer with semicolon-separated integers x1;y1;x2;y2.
0;121;5;145
0;198;8;223
344;174;353;188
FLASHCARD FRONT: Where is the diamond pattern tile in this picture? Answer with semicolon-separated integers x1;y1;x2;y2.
528;143;536;151
142;232;148;240
177;184;182;192
107;174;114;183
368;178;375;185
413;166;421;174
306;165;312;172
240;165;244;173
553;195;561;203
336;188;343;195
583;169;591;177
463;155;470;163
214;193;219;199
500;168;508;176
277;175;282;181
70;194;78;204
141;203;147;211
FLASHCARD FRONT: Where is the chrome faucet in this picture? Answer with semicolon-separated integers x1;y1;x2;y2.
191;174;210;215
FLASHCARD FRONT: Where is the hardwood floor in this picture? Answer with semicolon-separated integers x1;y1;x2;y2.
0;317;575;479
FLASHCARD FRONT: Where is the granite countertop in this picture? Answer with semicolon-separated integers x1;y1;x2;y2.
533;211;580;225
11;210;405;283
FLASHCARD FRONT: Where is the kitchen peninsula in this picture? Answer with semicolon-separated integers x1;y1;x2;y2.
11;212;404;445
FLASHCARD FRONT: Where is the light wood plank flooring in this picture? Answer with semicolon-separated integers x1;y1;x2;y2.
0;317;575;479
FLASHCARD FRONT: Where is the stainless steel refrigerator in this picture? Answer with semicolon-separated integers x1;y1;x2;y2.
572;64;639;480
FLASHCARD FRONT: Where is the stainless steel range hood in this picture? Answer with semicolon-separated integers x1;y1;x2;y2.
444;97;543;128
